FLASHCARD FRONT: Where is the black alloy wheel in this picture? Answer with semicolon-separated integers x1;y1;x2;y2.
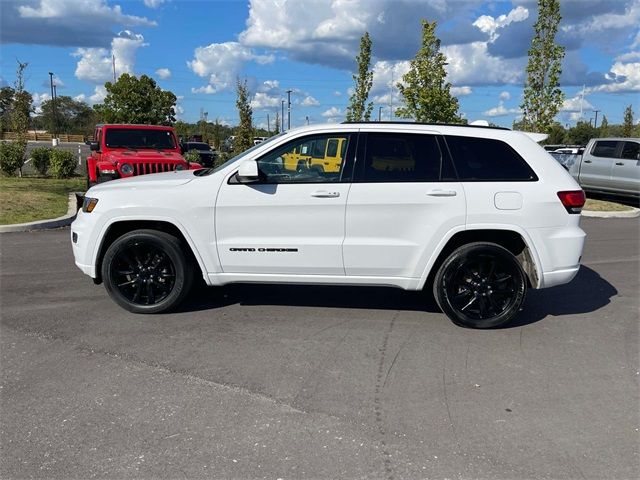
433;243;526;328
101;230;193;313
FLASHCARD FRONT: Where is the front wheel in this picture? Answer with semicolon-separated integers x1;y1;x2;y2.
101;230;193;314
433;243;526;329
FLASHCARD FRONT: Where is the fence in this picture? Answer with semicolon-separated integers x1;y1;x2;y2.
0;131;86;143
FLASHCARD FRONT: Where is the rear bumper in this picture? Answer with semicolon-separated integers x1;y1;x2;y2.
529;224;586;288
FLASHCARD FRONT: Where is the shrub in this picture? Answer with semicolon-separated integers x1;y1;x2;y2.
49;149;77;178
31;147;51;176
183;149;201;164
0;141;26;176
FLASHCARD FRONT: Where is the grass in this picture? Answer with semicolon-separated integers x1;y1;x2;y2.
583;198;635;212
0;176;85;225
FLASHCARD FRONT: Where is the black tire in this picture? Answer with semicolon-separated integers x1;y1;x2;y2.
101;229;194;314
432;242;526;329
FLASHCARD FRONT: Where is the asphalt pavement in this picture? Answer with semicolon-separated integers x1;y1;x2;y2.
1;218;638;479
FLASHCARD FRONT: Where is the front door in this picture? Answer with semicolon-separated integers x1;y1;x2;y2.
215;132;356;275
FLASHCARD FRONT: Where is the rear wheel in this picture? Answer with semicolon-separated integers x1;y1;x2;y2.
433;242;526;328
101;229;193;314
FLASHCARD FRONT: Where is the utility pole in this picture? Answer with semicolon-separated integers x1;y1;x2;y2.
305;116;309;125
378;106;383;121
267;113;270;134
112;54;116;82
281;100;285;132
593;109;601;129
286;89;292;130
389;71;393;121
48;72;57;143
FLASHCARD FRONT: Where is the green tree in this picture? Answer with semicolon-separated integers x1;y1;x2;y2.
212;118;223;149
598;115;609;137
10;61;31;140
0;86;15;132
274;111;280;135
565;121;597;145
39;96;96;135
234;78;253;155
520;0;565;133
94;74;177;125
346;32;374;122
546;122;566;144
396;20;460;123
622;105;634;137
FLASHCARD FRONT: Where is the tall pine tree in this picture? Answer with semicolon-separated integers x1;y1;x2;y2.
396;20;460;123
622;105;634;138
234;78;253;155
520;0;565;133
346;32;374;122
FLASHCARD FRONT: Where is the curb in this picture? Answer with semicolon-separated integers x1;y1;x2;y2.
582;207;640;218
0;192;82;233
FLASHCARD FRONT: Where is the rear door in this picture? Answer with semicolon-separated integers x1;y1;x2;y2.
580;140;620;189
343;130;465;278
611;140;640;195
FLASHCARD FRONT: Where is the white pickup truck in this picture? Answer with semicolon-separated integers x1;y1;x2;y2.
552;137;640;199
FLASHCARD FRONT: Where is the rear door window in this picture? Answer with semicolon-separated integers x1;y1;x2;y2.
620;141;640;160
358;133;443;182
445;136;537;181
591;141;620;158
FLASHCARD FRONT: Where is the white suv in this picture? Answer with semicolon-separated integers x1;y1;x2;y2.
71;123;586;328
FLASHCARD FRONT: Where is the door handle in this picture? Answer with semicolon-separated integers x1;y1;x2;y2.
311;190;340;198
584;160;592;163
615;162;624;165
427;189;457;197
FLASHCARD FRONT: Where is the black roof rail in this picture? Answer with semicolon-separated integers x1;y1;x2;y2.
340;121;511;131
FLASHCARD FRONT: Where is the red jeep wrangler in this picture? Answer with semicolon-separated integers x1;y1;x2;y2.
86;124;201;186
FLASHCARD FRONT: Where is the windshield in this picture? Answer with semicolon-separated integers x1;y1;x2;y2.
195;133;285;176
186;143;212;151
105;129;176;149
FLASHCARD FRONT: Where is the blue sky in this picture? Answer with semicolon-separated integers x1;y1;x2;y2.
1;0;638;129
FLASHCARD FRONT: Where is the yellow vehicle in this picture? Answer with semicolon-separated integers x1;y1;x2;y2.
281;137;347;173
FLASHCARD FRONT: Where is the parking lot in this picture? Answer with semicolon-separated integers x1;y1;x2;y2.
1;217;638;479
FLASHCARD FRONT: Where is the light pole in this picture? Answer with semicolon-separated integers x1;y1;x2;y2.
281;100;285;132
378;106;383;121
593;109;601;129
286;89;292;130
48;72;57;144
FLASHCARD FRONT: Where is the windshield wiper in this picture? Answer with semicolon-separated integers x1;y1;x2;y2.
109;145;137;151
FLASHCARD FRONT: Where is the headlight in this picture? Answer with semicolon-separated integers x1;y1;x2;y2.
82;197;99;213
175;164;186;171
120;163;133;175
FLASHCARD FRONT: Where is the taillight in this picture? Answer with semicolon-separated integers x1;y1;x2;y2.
557;190;586;214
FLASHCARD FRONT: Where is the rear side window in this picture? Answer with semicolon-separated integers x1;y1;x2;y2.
360;133;442;182
591;141;619;158
445;136;537;181
621;141;639;160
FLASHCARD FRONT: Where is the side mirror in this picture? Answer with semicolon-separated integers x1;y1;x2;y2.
237;160;259;183
89;141;100;151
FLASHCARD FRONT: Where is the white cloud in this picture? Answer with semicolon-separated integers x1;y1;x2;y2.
588;61;640;93
18;0;155;26
483;101;521;117
333;91;342;96
250;92;281;110
500;91;510;101
561;95;595;113
188;42;274;93
73;94;86;103
90;85;107;104
473;6;529;40
73;30;146;83
451;86;472;96
301;95;320;106
443;42;525;86
322;107;342;118
155;68;171;80
143;0;166;8
31;92;51;114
